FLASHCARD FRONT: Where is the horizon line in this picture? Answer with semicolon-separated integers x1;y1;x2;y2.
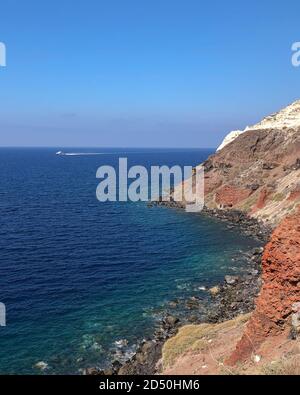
0;145;216;150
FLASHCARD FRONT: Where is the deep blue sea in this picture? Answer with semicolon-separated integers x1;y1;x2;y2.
0;148;260;374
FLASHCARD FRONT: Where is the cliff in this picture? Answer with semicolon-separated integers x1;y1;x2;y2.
227;207;300;365
204;133;300;227
216;99;300;151
165;100;300;372
173;102;300;228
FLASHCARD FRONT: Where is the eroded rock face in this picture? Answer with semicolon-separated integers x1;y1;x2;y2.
210;102;300;365
251;188;269;213
291;302;300;339
165;101;300;228
227;207;300;365
217;130;245;151
203;126;300;226
167;101;300;367
215;185;252;208
248;99;300;131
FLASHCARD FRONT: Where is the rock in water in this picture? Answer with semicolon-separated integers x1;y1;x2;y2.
34;361;48;371
225;275;239;285
209;286;220;296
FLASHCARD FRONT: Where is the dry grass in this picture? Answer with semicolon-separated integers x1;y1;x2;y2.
262;355;300;375
272;193;285;202
162;314;251;369
238;193;259;212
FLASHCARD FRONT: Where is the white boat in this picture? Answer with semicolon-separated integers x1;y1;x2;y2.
56;151;65;155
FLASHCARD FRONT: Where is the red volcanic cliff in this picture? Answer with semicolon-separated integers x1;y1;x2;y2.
227;207;300;364
215;185;252;208
201;125;300;226
169;101;300;369
214;102;300;364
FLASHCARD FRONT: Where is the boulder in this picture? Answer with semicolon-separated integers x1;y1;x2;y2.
225;275;239;285
209;286;220;296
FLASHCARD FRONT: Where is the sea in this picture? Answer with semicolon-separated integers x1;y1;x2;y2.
0;148;261;374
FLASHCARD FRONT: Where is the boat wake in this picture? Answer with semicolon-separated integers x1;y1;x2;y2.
56;151;107;156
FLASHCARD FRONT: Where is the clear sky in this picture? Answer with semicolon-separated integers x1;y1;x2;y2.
0;0;300;147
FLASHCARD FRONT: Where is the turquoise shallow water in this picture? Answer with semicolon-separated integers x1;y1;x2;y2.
0;148;260;374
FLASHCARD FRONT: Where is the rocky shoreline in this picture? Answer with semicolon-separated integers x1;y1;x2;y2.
84;207;271;376
150;201;271;242
84;100;299;375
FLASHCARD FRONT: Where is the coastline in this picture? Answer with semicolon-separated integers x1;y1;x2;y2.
152;201;272;242
84;206;271;375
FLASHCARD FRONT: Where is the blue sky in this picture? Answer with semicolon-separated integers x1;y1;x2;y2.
0;0;300;147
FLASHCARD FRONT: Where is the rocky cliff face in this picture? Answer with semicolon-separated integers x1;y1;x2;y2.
216;130;245;151
173;103;300;228
248;99;300;131
205;101;300;364
203;124;300;227
227;207;300;364
177;100;300;365
216;99;300;151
